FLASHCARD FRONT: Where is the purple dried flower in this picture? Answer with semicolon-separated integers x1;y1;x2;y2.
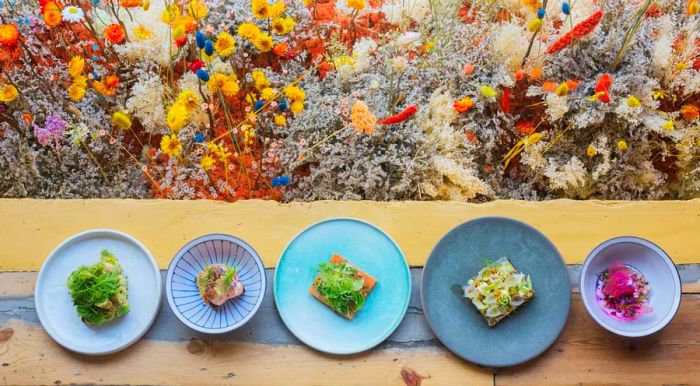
34;114;67;147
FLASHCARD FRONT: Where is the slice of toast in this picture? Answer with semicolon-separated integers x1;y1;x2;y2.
309;253;377;319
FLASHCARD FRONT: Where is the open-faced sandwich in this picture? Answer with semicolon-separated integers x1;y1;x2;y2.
310;253;377;319
67;249;129;325
463;258;534;327
196;263;244;306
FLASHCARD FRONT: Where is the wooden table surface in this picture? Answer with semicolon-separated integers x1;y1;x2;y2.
1;199;699;385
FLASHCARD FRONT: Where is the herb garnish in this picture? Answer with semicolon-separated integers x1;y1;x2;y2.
314;261;366;315
66;249;129;325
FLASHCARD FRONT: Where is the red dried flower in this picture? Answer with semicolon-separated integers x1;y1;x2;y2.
174;35;187;47
516;120;535;135
190;59;205;73
380;105;417;125
500;87;511;113
593;73;613;103
546;10;604;54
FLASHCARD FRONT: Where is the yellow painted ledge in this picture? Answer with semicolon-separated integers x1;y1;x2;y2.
1;199;699;270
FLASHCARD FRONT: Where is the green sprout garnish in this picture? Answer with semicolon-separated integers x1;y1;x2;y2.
314;262;366;315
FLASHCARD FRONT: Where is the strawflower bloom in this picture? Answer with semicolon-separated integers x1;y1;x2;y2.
104;23;126;44
167;103;189;131
214;32;236;57
67;56;85;78
681;104;699;121
0;84;19;102
0;24;19;48
160;134;182;157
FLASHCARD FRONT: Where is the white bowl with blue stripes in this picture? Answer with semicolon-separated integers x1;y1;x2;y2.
165;234;266;334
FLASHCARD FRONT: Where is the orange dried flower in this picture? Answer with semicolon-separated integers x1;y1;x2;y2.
42;3;62;27
566;79;579;90
350;101;377;135
514;69;525;81
171;15;197;33
0;24;19;48
119;0;142;7
104;23;126;44
681;104;699;121
105;75;119;89
529;67;543;80
453;97;474;113
273;42;289;56
542;81;557;92
547;10;603;54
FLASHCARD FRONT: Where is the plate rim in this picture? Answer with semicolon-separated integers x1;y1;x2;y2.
579;235;682;337
34;228;163;356
165;233;267;334
420;216;571;367
273;217;412;355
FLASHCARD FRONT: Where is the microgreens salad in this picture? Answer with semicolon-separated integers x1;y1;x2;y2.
310;254;377;320
196;263;244;306
67;249;129;325
463;258;534;326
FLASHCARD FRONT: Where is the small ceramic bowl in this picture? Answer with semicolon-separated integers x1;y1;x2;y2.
166;234;266;334
580;236;681;337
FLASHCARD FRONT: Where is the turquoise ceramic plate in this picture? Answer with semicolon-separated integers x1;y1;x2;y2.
274;218;411;355
421;217;570;367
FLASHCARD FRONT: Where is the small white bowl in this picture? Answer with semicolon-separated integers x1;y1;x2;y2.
580;236;681;337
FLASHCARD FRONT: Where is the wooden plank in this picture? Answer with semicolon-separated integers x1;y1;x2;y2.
0;319;491;386
495;294;700;386
1;199;699;270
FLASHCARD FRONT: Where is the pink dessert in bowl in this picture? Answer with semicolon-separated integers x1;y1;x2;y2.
595;262;651;321
580;236;681;338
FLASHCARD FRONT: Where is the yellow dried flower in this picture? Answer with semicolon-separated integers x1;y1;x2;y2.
527;18;542;32
347;0;365;11
662;120;675;131
200;155;215;170
481;85;497;98
160;134;182;157
627;96;641;108
274;114;286;126
176;90;200;111
555;82;569;97
214;31;236;58
617;140;628;151
67;56;85;78
167;103;189;131
587;145;597;158
133;25;153;40
0;84;19;102
112;111;132;129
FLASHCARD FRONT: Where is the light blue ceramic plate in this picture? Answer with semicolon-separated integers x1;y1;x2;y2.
274;218;411;355
421;217;571;367
165;234;266;334
34;229;162;355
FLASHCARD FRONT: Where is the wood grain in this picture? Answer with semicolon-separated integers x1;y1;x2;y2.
1;199;700;270
0;319;491;386
495;294;700;386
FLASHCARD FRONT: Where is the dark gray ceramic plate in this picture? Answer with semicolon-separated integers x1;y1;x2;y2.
421;217;571;367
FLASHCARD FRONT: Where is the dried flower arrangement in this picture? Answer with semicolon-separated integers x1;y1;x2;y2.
0;0;699;201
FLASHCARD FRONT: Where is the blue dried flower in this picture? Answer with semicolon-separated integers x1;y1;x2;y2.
562;2;570;15
254;100;265;112
196;69;210;81
204;40;214;56
271;176;291;187
278;98;289;111
195;32;206;49
194;133;205;143
537;8;546;19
